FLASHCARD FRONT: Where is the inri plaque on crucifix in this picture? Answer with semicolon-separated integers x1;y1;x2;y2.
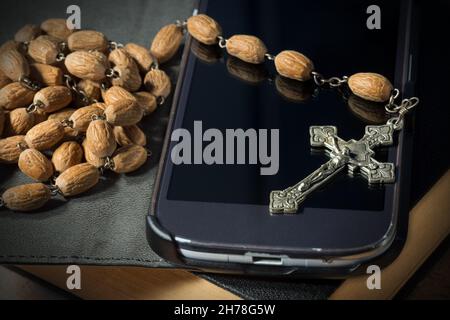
269;124;396;214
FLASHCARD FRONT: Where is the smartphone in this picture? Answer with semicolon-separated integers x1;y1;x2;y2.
147;0;418;276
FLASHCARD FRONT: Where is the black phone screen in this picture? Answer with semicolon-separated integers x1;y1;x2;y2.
167;0;400;211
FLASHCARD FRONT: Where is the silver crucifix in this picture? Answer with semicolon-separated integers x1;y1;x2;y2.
269;124;396;214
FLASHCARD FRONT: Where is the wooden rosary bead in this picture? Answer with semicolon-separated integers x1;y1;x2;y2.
0;82;35;110
27;35;61;65
85;119;116;158
69;104;105;132
33;86;72;113
124;43;154;73
226;35;267;64
0;69;11;89
111;145;148;173
82;139;106;168
4;108;35;136
30;63;63;86
65;51;110;81
1;183;51;212
0;107;4;136
67;30;109;52
40;18;73;41
52;141;84;173
105;99;143;126
113;125;147;147
54;163;100;197
0;48;30;81
0;135;27;164
102;86;136;105
187;14;222;45
108;48;142;92
274;50;314;81
14;24;41;43
150;24;184;64
133;91;157;115
110;64;142;92
18;148;54;181
348;72;393;103
143;69;171;98
25;119;65;151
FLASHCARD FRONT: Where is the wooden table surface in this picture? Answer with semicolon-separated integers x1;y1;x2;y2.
19;170;450;300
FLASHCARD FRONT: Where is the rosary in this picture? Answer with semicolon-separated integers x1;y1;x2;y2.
0;14;418;214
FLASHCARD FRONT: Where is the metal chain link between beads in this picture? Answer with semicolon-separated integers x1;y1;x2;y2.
64;74;94;105
311;72;348;88
385;92;420;131
19;75;42;91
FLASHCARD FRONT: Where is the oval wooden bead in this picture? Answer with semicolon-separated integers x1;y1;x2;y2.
274;50;314;81
82;139;105;168
133;91;157;115
0;48;30;81
0;107;4;136
108;48;142;92
150;24;183;63
124;43;154;73
2;183;51;212
4;108;35;136
25;119;65;151
52;141;83;172
67;30;108;52
348;73;393;102
111;64;142;92
187;14;222;45
27;35;60;65
111;145;147;173
55;163;100;197
143;69;171;98
105;99;143;126
85;120;116;158
14;24;41;43
33;86;72;113
0;135;27;164
0;82;35;110
226;35;267;64
65;51;109;81
113;125;147;146
18;148;54;181
40;18;73;41
30;63;63;86
102;86;136;105
69;104;104;132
